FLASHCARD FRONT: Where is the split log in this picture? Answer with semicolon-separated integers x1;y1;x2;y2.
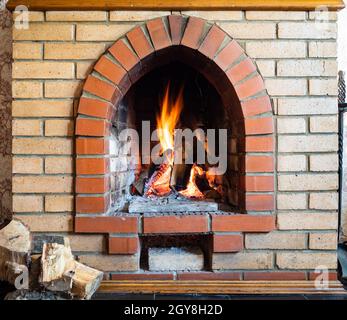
40;239;103;299
144;149;174;197
40;241;74;291
67;261;103;300
0;220;31;285
40;241;74;282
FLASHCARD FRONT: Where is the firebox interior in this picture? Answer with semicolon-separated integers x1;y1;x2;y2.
111;61;243;213
128;61;226;138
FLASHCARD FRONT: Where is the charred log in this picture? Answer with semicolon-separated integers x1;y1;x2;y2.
170;163;192;192
131;168;149;195
144;162;172;197
144;149;173;197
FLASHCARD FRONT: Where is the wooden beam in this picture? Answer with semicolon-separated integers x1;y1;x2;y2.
98;280;347;295
6;0;345;11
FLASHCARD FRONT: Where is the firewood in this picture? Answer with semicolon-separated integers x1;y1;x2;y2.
170;163;192;192
131;168;149;195
1;224;102;299
67;261;103;300
0;220;31;285
169;142;189;192
44;273;73;292
144;149;174;196
40;242;74;286
144;162;172;197
40;239;103;298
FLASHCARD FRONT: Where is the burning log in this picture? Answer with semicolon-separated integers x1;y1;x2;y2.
178;164;204;199
195;166;213;192
143;159;223;200
169;141;192;192
144;162;172;197
131;168;149;195
134;82;224;201
144;149;173;197
170;163;192;192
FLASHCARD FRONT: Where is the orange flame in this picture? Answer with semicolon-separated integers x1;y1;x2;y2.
156;84;183;155
144;84;220;200
179;164;204;199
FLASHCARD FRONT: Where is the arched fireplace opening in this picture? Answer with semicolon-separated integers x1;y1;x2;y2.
111;60;242;214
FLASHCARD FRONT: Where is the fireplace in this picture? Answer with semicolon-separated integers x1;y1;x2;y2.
9;2;340;282
74;15;276;274
115;62;236;212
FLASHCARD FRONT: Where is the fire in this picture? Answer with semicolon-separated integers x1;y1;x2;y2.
143;84;220;200
179;164;204;199
156;84;183;157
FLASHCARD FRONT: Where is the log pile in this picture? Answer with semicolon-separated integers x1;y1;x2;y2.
0;220;103;300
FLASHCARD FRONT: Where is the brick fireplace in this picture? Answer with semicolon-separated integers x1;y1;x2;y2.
74;15;276;269
8;1;342;282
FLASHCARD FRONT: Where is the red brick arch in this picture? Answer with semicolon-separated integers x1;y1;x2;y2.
74;15;275;238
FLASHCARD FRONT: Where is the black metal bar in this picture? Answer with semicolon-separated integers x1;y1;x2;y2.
338;70;346;244
339;103;347;244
